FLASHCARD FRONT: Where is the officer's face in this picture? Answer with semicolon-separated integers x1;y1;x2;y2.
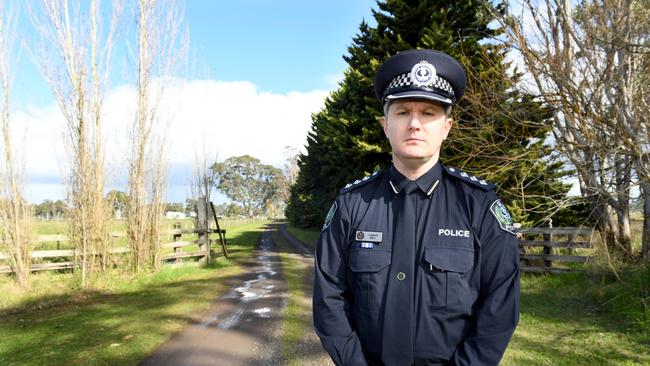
380;99;452;168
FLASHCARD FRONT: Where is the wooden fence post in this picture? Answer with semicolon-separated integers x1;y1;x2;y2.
210;201;228;259
543;219;553;267
172;222;182;264
197;197;209;263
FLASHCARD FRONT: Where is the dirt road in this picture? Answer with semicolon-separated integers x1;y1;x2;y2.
140;229;288;366
140;224;332;366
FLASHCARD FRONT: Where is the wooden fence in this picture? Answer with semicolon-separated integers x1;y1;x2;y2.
517;226;594;274
3;223;595;275
0;228;227;274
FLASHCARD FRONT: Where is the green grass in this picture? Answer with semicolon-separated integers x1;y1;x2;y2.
0;221;268;366
284;223;321;250
285;225;650;365
271;229;316;366
502;271;650;365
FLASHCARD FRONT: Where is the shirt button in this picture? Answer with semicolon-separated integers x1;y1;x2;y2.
397;272;406;281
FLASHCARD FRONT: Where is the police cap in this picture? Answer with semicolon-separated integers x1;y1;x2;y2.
374;49;467;106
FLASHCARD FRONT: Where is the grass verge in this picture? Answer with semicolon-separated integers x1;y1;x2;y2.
502;270;650;365
284;223;320;251
271;229;323;365
0;221;267;366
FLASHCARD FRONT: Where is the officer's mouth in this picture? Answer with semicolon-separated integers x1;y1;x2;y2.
405;138;424;143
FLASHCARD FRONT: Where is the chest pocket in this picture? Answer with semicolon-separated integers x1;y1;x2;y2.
423;244;474;313
348;248;391;310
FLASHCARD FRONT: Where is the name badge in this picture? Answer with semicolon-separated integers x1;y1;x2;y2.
355;230;383;242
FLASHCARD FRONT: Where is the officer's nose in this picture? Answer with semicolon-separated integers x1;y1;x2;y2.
408;115;422;130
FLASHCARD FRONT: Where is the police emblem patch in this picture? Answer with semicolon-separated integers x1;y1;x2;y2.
322;201;338;231
410;61;436;87
490;199;516;235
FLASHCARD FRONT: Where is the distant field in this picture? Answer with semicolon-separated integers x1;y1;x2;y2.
0;218;261;270
26;218;256;250
33;217;256;234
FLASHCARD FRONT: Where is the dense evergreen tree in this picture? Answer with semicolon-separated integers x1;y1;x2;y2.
287;0;575;228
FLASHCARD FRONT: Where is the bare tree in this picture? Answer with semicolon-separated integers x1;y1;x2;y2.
28;0;121;286
497;0;650;257
189;143;218;263
444;48;576;227
190;143;218;212
126;0;187;272
0;2;32;288
283;146;300;186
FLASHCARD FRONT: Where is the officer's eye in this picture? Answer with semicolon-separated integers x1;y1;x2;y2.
395;110;408;115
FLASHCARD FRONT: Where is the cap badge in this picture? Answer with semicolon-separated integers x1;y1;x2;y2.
410;61;436;87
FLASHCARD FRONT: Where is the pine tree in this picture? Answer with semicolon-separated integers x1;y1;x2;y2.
286;0;574;228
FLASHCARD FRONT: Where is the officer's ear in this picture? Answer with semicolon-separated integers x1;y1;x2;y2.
442;117;453;140
380;115;389;137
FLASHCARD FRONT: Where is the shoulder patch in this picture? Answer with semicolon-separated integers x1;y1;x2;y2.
490;199;516;234
322;201;338;231
339;170;382;194
442;165;495;191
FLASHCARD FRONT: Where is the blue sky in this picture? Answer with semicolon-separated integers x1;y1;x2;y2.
9;0;380;204
184;1;377;92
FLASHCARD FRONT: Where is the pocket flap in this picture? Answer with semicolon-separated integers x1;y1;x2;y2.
348;249;391;273
424;247;473;273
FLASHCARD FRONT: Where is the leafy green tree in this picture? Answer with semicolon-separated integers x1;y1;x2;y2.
287;0;575;228
225;203;247;217
165;202;185;213
211;155;285;217
184;198;198;215
105;190;128;218
34;199;68;220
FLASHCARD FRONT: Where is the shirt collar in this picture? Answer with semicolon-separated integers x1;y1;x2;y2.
389;162;442;197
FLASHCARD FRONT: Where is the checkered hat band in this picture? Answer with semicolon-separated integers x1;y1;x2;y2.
386;72;455;97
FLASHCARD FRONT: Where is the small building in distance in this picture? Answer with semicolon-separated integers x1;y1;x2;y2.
165;211;186;220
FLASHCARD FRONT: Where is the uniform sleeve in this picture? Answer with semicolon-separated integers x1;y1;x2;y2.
313;197;368;366
451;194;520;366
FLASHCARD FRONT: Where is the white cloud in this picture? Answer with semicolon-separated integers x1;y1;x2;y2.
17;79;329;203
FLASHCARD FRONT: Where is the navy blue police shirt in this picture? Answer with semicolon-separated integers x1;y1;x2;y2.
313;162;520;366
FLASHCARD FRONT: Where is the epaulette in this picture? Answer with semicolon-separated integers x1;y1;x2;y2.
443;165;495;191
340;170;382;194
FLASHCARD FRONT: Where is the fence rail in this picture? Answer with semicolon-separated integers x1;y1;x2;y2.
517;226;594;274
518;227;593;236
0;228;225;274
3;224;595;275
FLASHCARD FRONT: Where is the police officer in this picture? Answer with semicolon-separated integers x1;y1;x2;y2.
313;49;520;366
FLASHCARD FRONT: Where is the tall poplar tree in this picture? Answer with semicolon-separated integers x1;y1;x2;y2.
287;0;575;228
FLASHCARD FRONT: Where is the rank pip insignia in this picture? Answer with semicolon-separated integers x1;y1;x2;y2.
490;199;516;234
